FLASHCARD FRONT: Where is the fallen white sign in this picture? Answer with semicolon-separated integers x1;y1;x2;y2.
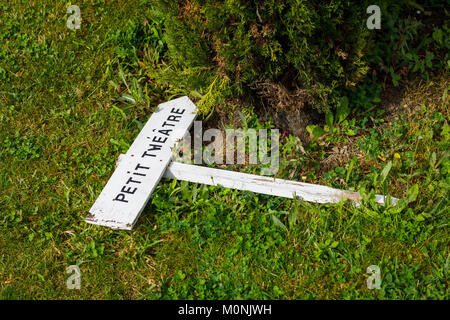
87;96;398;230
86;96;197;230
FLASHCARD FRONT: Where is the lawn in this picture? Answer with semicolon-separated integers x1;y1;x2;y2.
0;1;448;299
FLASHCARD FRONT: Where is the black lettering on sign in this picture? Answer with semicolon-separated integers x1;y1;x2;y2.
142;150;156;158
132;172;146;177
152;136;167;144
126;176;141;184
158;129;172;136
162;121;175;127
111;106;189;204
135;163;150;171
148;143;162;152
171;108;185;115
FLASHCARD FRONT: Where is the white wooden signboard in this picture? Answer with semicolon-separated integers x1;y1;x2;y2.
87;96;398;230
86;96;197;230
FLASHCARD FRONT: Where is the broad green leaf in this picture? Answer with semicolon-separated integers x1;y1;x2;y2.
406;184;419;203
330;241;339;248
238;110;248;128
306;125;325;140
380;161;392;184
336;96;350;123
429;152;436;169
288;210;298;227
119;94;136;104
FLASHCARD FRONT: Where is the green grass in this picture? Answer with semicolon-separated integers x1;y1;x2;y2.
0;1;448;299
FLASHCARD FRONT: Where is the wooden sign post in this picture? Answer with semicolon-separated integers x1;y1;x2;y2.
86;96;398;230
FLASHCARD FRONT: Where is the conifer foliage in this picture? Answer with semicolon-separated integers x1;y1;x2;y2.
152;0;404;112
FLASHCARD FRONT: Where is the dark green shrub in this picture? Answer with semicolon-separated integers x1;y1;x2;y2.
152;0;407;114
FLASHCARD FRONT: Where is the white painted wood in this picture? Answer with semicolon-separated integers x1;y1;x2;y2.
163;162;399;206
86;96;197;230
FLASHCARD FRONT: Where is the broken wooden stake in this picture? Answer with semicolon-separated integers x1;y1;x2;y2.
86;96;197;230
